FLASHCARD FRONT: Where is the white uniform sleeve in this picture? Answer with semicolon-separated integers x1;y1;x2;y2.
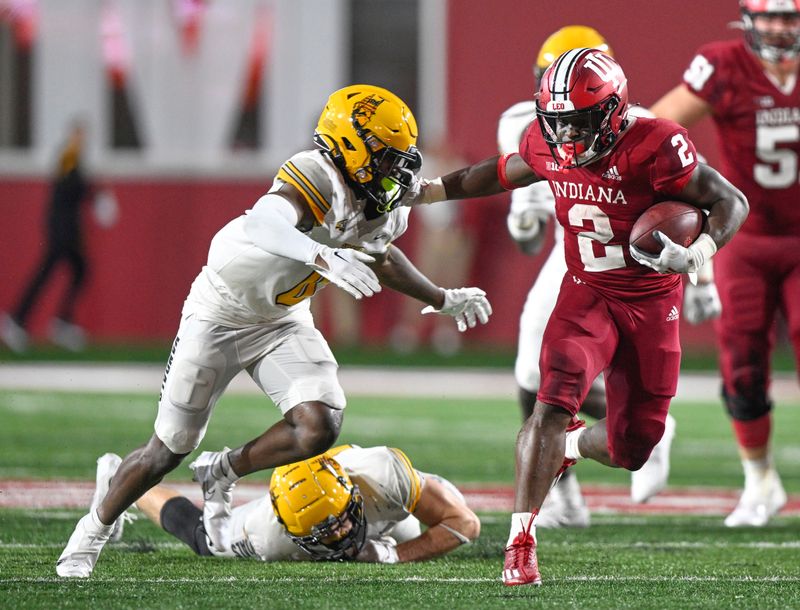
243;194;323;264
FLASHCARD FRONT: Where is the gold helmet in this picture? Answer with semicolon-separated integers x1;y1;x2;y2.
270;453;367;560
314;84;422;214
534;25;613;81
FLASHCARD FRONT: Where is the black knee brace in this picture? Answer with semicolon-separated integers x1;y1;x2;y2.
721;385;772;422
160;497;212;556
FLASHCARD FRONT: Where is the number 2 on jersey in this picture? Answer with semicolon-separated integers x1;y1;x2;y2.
568;204;626;272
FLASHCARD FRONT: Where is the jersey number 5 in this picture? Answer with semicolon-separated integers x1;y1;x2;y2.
755;125;800;188
568;204;626;272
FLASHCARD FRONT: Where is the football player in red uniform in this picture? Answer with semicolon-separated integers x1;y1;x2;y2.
409;48;748;586
651;0;800;528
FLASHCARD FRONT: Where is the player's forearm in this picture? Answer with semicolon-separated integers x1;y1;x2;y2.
243;194;322;263
395;518;479;563
372;245;445;308
703;187;749;250
440;155;506;199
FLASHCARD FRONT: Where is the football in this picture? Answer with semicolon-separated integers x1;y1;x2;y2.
629;201;703;255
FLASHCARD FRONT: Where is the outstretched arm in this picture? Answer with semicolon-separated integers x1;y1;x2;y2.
413;153;542;205
395;477;481;562
371;245;492;332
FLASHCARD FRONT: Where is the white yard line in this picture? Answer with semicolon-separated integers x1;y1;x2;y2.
0;362;798;401
3;575;800;584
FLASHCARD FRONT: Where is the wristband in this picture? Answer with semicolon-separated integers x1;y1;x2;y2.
687;233;717;272
497;153;520;191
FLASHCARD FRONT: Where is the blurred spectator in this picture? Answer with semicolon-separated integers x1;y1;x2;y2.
1;120;118;352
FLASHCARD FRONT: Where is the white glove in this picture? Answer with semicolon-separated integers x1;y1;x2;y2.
507;209;547;255
683;281;722;325
355;537;399;564
307;246;381;300
401;177;447;206
421;287;493;332
630;232;717;274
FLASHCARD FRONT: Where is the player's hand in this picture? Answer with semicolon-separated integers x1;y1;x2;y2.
421;287;493;332
630;231;715;274
307;246;381;299
355;537;399;564
400;177;446;207
683;281;721;325
507;209;547;255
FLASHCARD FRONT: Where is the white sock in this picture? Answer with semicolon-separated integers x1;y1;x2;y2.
742;456;771;487
90;508;113;532
564;426;586;461
506;512;536;546
217;451;240;485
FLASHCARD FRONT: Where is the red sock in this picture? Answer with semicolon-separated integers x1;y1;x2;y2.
731;412;771;449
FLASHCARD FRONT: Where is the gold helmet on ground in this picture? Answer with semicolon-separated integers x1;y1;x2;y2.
534;25;613;81
314;84;423;213
270;453;367;560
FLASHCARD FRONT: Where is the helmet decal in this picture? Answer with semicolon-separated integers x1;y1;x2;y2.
314;85;422;214
537;48;629;169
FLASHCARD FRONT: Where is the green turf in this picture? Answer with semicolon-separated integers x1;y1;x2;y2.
1;388;799;608
1;390;798;491
1;510;799;609
1;341;797;372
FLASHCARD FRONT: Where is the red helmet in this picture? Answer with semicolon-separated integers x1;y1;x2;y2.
740;0;800;62
536;48;628;168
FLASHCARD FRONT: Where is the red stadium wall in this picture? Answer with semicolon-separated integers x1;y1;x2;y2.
1;1;735;351
0;177;715;350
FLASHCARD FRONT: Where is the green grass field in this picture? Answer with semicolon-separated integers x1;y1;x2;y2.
1;387;799;608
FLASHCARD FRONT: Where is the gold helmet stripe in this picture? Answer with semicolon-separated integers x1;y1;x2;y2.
277;161;331;224
389;447;422;512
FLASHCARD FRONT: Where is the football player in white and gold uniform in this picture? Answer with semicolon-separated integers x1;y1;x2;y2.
116;445;479;564
57;85;492;578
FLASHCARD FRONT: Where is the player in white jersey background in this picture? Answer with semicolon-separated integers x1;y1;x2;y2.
57;85;492;578
93;445;479;564
497;26;723;526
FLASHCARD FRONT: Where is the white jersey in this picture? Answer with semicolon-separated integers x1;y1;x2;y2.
498;102;653;391
183;150;411;327
214;445;425;561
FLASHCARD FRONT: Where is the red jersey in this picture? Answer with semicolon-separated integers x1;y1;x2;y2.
519;116;697;298
682;39;800;236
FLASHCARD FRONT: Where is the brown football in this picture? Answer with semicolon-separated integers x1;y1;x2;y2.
629;201;703;255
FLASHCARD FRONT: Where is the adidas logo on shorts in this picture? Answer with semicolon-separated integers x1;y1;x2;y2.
666;306;679;322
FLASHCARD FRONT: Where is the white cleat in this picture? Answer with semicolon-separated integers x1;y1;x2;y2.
189;448;235;552
56;512;113;578
0;313;29;353
631;413;676;504
537;471;591;528
91;453;129;542
49;318;87;352
725;469;787;528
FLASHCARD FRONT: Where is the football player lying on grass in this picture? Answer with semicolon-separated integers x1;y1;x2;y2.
93;445;480;563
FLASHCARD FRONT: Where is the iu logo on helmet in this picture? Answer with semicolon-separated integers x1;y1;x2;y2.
584;52;624;92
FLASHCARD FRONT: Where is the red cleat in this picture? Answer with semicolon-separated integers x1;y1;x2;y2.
502;518;542;586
